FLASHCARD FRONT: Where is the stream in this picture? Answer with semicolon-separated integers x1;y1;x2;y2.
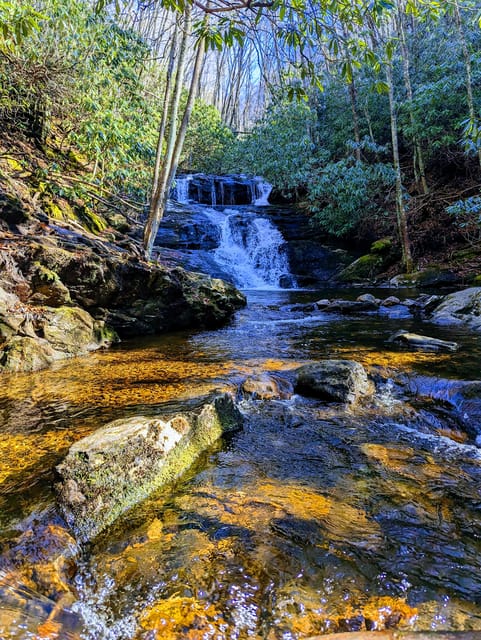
1;197;481;639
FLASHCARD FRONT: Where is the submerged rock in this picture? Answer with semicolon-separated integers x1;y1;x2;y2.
389;330;459;352
241;373;294;400
55;393;243;542
294;360;373;404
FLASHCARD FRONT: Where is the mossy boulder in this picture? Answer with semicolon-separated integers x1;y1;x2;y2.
55;393;243;542
0;335;55;372
30;263;71;306
337;254;384;283
390;267;459;288
370;237;393;255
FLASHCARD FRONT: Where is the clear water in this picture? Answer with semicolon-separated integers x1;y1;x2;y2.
1;287;481;638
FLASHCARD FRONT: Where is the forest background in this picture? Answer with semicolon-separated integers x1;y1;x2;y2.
1;0;481;275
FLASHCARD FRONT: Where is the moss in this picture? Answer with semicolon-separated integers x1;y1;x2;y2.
76;204;107;233
43;200;64;220
337;253;384;282
472;275;481;286
6;157;24;172
94;323;120;345
33;262;60;284
370;237;392;255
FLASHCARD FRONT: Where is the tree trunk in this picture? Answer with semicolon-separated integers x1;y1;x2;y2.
150;23;179;206
397;4;428;193
386;58;413;273
453;0;481;168
167;25;207;188
143;4;192;258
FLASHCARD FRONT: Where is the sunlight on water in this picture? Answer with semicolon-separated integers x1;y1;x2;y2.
2;289;481;638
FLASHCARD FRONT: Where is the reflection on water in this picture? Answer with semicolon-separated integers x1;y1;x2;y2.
2;289;481;638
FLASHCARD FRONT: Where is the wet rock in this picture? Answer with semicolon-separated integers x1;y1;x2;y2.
407;376;481;437
0;293;118;372
381;296;401;307
0;523;79;602
430;287;481;332
389;330;458;352
357;293;380;305
390;267;460;288
0;335;56;372
294;360;374;404
56;393;243;542
241;373;294;400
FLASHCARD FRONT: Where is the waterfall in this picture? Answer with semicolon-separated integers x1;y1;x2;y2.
172;174;272;207
174;175;192;204
205;208;295;289
253;177;273;206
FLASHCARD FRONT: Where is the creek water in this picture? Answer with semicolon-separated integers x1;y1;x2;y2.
2;197;481;638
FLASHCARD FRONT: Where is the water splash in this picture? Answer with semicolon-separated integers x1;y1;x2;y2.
205;208;294;289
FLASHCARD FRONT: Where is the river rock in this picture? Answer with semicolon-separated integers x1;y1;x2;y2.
430;287;481;331
241;373;294;400
294;360;373;404
56;393;243;542
389;330;458;352
0;285;118;372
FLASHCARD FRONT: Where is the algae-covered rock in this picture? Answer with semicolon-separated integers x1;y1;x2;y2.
370;237;393;255
337;254;384;283
390;267;459;288
55;394;243;542
294;360;374;404
0;335;55;372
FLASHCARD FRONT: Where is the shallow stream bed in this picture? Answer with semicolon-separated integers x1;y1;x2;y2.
1;289;481;639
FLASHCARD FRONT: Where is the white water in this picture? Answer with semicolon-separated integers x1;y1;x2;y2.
173;174;272;207
205;208;294;289
253;176;273;206
174;175;192;204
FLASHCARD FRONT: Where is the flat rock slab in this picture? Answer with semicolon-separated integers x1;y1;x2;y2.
294;360;373;404
389;330;458;352
55;394;242;542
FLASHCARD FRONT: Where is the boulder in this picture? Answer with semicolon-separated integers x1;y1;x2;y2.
390;268;460;288
294;360;373;404
430;287;481;331
56;394;243;542
241;373;294;400
389;330;458;352
337;254;384;283
380;296;400;307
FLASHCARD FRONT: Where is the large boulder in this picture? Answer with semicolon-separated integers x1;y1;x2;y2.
55;394;243;542
0;285;117;372
430;287;481;331
294;360;374;404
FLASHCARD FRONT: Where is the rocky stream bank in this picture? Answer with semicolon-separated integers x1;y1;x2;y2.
0;188;246;373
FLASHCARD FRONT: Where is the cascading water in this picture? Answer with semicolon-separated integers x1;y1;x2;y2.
205;208;295;289
172;173;272;207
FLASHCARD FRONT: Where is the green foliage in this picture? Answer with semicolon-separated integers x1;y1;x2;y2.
446;196;481;244
226;101;321;195
307;159;396;237
181;100;234;173
0;1;43;50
